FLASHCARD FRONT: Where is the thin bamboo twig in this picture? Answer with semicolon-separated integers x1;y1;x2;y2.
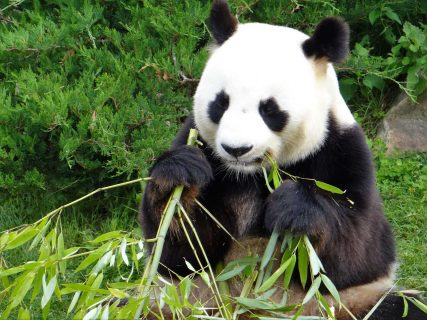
179;203;231;319
195;199;242;247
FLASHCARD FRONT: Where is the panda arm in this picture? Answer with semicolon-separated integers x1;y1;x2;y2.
264;124;396;288
264;124;374;239
139;116;232;276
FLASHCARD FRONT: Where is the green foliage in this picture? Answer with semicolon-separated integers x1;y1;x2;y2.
0;0;208;207
374;143;427;292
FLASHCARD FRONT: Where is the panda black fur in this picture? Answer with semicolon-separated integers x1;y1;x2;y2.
139;1;426;319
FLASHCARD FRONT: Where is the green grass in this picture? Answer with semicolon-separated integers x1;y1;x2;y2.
375;148;427;292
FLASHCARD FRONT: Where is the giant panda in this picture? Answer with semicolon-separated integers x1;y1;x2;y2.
139;1;426;319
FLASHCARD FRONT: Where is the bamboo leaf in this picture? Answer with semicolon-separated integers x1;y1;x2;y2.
31;268;45;302
0;265;25;278
64;247;80;258
6;227;39;250
235;297;292;311
409;297;427;314
131;244;139;270
57;232;66;275
75;242;111;273
262;167;275;193
120;238;129;266
217;263;248;282
179;277;192;302
101;303;110;320
320;274;341;305
258;257;293;293
1;274;10;288
316;292;335;318
67;291;81;314
42;299;51;320
109;282;139;289
46;228;57;250
29;220;51;250
272;167;280;189
82;307;100;320
108;287;128;299
92;250;114;275
298;244;308;288
61;283;109;294
38;241;51;261
10;271;36;308
85;272;104;305
261;232;279;270
41;275;57;308
304;236;325;275
184;260;196;272
283;254;296;289
18;307;31;320
109;252;116;267
258;288;277;300
0;232;10;250
402;294;409;317
200;271;211;286
302;276;322;304
314;180;345;194
1;304;13;319
75;253;100;273
91;231;122;243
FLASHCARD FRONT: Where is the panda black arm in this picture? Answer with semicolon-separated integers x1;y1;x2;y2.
264;120;396;289
264;121;374;236
139;115;232;276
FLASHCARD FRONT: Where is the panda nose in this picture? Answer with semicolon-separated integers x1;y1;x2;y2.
221;144;253;158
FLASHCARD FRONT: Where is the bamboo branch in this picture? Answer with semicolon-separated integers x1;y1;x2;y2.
134;128;199;319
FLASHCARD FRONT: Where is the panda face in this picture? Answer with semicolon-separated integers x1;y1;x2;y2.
194;21;355;173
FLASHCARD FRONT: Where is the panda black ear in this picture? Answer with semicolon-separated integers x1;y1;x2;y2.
302;17;350;63
208;0;238;45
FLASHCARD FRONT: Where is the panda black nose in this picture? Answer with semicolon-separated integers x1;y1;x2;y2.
221;144;253;158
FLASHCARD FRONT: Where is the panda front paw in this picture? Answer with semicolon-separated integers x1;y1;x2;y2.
264;180;327;236
150;146;213;191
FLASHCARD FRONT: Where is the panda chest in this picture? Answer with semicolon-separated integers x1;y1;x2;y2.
223;187;265;238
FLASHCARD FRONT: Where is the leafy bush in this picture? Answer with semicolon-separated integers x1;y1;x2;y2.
1;0;426;208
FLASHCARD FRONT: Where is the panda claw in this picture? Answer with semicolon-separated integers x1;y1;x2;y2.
264;180;327;236
149;146;213;191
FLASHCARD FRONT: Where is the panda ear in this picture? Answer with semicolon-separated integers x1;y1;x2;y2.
302;17;350;63
208;0;238;45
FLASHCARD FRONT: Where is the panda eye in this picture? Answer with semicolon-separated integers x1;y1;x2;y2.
208;90;230;124
259;99;277;116
259;98;289;132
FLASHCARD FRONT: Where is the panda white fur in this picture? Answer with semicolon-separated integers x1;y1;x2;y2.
140;1;426;319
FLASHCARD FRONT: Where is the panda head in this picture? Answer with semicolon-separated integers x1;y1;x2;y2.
193;0;355;173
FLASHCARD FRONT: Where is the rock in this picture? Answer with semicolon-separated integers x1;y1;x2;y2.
378;91;427;153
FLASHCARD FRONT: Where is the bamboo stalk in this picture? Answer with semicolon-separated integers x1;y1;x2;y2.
134;128;199;319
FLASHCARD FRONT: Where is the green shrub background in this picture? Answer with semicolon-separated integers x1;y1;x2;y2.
0;0;426;316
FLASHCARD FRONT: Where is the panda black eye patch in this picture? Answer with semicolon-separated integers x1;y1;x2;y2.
259;98;288;132
208;90;229;124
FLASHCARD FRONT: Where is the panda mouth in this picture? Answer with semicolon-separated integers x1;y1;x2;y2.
227;157;263;167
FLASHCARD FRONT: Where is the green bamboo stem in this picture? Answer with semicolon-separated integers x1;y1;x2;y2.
134;128;199;320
